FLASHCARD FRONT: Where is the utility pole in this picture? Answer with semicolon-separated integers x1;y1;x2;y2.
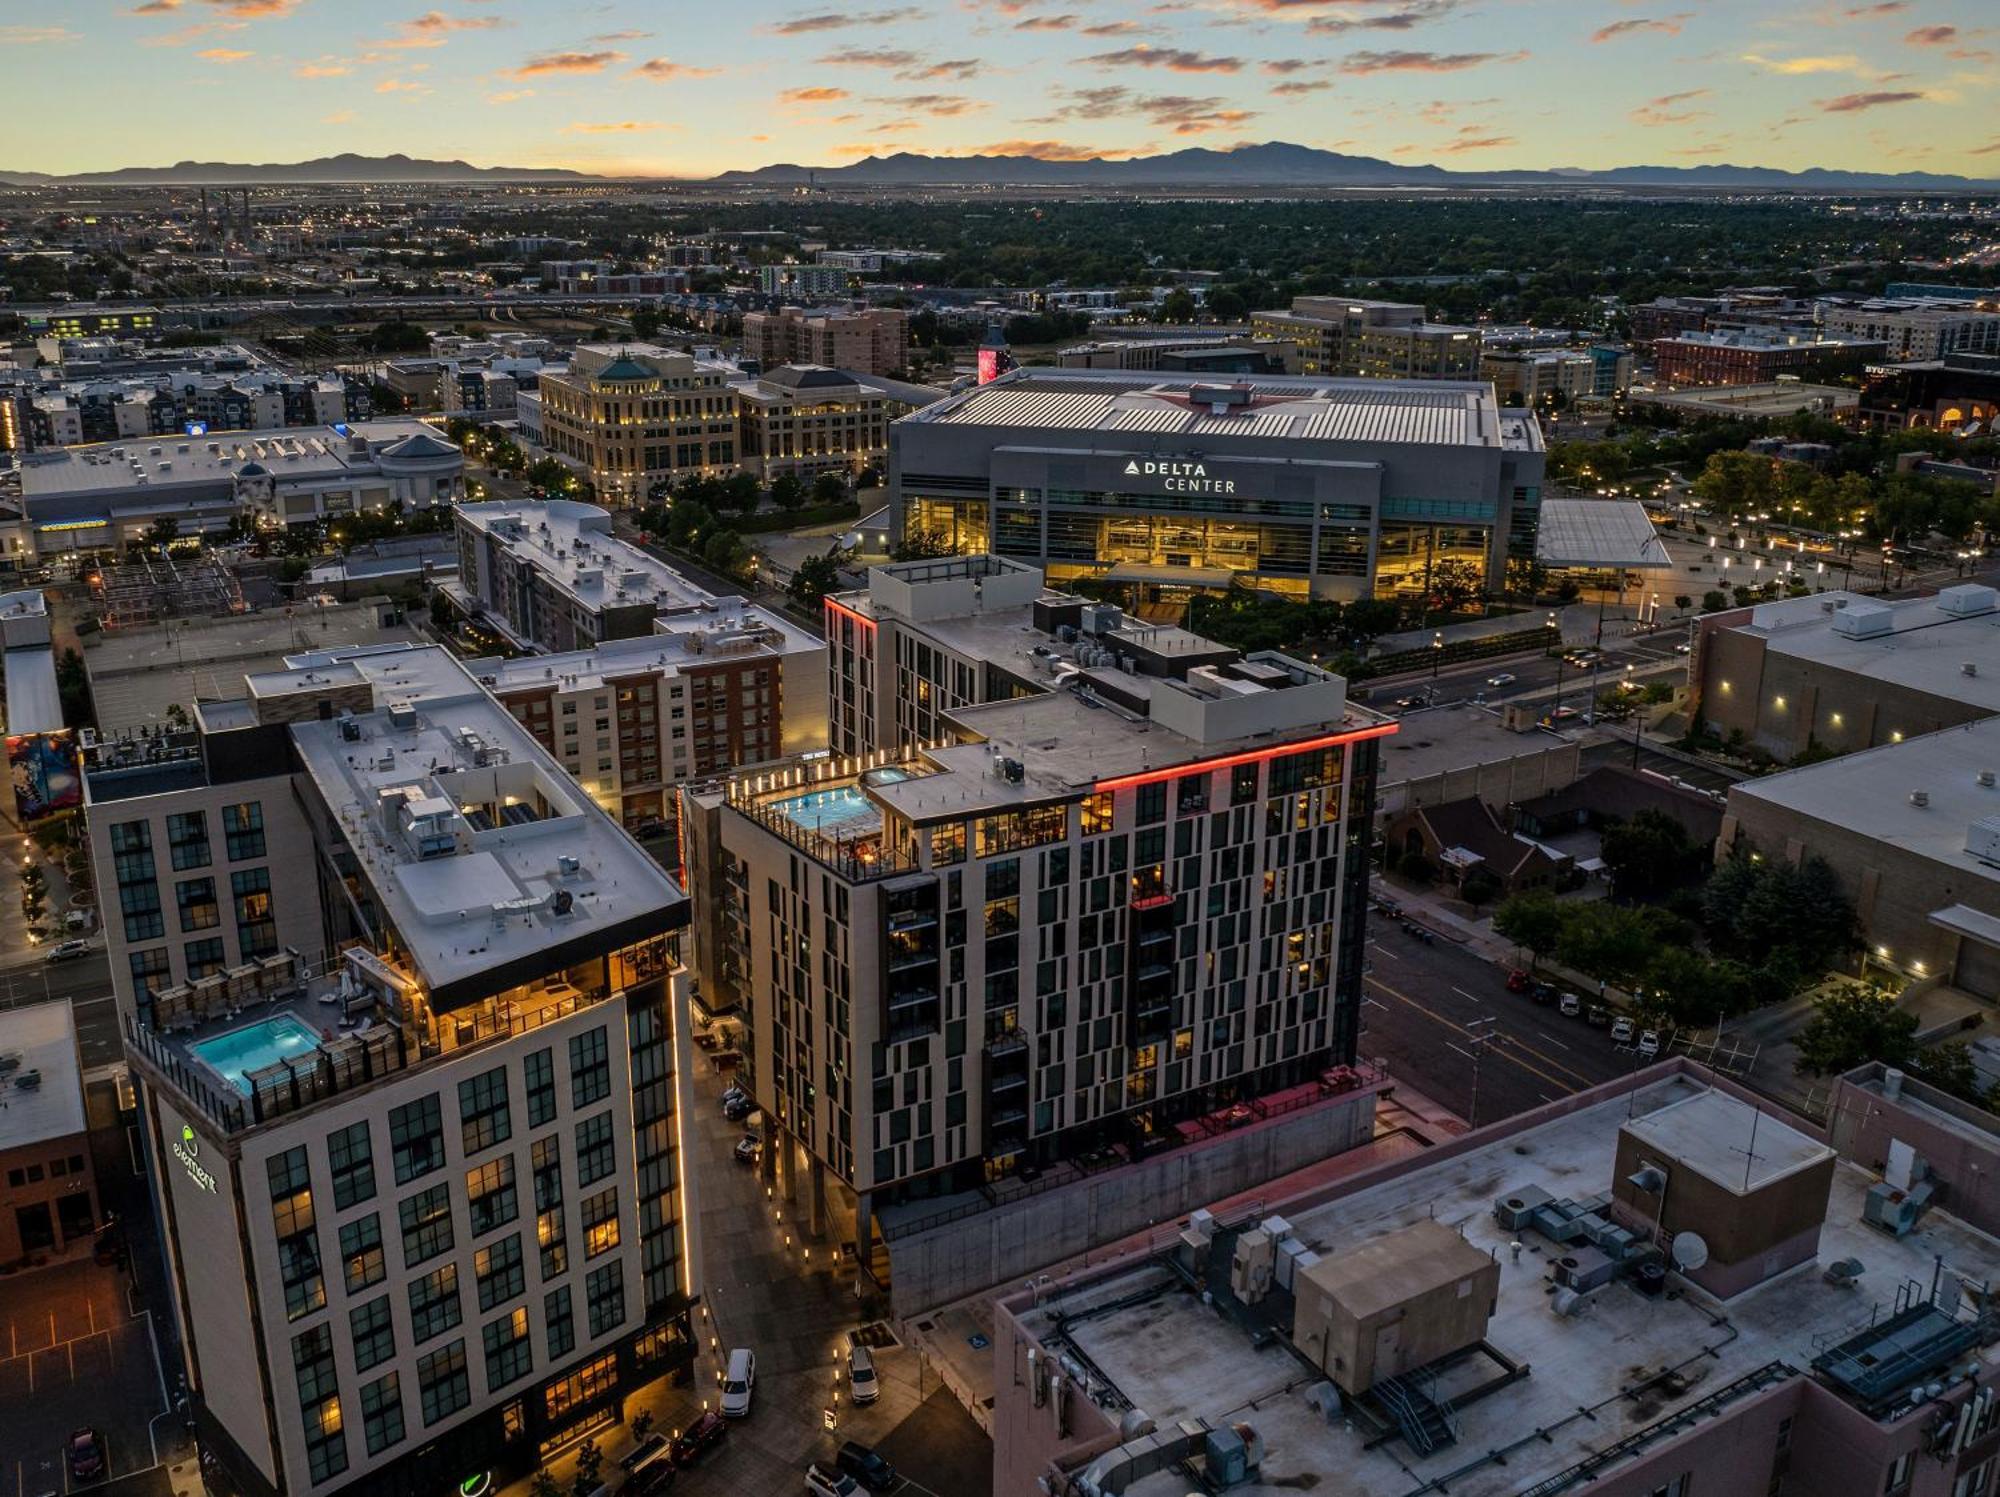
1449;1016;1499;1130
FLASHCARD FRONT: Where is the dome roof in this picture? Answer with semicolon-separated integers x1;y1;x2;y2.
237;461;270;477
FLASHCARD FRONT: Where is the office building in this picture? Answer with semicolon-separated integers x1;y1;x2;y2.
17;421;463;556
0;1000;99;1267
685;554;1391;1258
1055;337;1282;373
1249;298;1481;381
1624;290;1815;351
733;365;890;484
1626;381;1859;424
739;306;910;380
1652;331;1889;389
756;264;854;299
1886;281;2000;302
19;306;161;339
1478;349;1597;406
0;366;362;453
995;1062;2000;1497
1819;298;2000;362
887;368;1545;604
466;608;827;829
89;643;699;1497
1588;344;1634;397
532;345;737;506
451;499;721;653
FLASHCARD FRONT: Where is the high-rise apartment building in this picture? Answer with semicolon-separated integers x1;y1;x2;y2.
734;365;891;484
740;307;910;380
86;644;699;1497
533;345;737;505
1250;297;1480;381
684;555;1390;1260
757;264;854;299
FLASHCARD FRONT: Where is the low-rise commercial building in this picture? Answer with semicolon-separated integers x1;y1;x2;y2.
16;420;463;556
995;1064;2000;1497
740;306;909;380
0;1000;99;1267
733;365;890;484
888;368;1545;604
1251;297;1481;381
1722;716;2000;991
1054;337;1282;373
1690;587;2000;763
1859;353;2000;432
89;643;700;1497
1626;381;1860;423
533;344;737;506
1479;349;1598;406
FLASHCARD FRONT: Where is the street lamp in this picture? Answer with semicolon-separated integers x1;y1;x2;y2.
1430;631;1444;696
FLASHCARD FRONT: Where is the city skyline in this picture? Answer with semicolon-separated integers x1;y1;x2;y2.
7;0;2000;179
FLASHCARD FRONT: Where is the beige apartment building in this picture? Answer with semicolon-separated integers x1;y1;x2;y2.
735;365;890;484
740;306;910;380
1251;296;1481;381
534;344;737;505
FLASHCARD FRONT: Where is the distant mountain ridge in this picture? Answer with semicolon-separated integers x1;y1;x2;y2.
713;141;2000;192
3;142;1995;191
0;153;592;185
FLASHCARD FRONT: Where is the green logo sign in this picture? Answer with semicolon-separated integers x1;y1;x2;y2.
171;1120;216;1193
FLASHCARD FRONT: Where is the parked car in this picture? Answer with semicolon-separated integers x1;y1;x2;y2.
721;1347;756;1417
1586;1004;1610;1028
1485;672;1517;688
1529;982;1556;1006
1505;969;1532;994
724;1095;756;1123
1558;992;1581;1018
1610;1017;1636;1045
733;1133;762;1165
720;1083;746;1108
1538;706;1581;728
806;1463;860;1497
671;1411;727;1468
836;1441;897;1491
620;1434;676;1495
1392;695;1426;710
45;939;89;964
1637;1030;1662;1059
67;1428;106;1483
846;1346;879;1406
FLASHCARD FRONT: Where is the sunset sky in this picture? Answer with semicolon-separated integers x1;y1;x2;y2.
6;0;1999;178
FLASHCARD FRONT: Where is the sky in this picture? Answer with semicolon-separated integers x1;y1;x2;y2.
5;0;1999;178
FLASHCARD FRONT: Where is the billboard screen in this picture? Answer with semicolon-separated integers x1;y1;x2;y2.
8;731;81;822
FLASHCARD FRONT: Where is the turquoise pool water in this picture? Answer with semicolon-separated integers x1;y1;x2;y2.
771;768;909;835
190;1014;322;1094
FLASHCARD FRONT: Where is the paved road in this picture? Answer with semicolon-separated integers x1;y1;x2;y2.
1361;923;1647;1126
1363;630;1690;718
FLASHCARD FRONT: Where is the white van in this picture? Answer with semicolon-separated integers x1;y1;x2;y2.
847;1344;878;1405
721;1347;756;1417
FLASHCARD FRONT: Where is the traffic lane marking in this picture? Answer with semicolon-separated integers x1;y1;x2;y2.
1364;975;1582;1097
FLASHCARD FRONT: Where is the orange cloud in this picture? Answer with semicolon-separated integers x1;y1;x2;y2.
197;46;253;61
1591;14;1690;44
780;86;850;102
1081;44;1242;73
1340;49;1528;73
562;120;668;133
294;59;350;76
1819;89;1926;109
507;49;626;76
633;57;722;79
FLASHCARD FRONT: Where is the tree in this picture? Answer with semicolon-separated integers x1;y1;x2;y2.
525;456;574;493
702;528;750;577
629;1410;655;1441
530;1475;563;1497
1912;1040;1986;1105
1157;288;1198;323
364;319;429;354
1701;590;1728;613
1493;891;1563;966
1394;850;1436;885
1674;595;1692;614
1555;901;1657;990
787;548;849;609
1642;948;1755;1029
146;515;181;552
811;471;848;507
1459;867;1502;911
1600;810;1704;899
769;473;807;512
1693;449;1778;518
571;1435;604;1497
630;307;661;341
1795;981;1917;1077
1205;288;1247;322
1427;558;1486;614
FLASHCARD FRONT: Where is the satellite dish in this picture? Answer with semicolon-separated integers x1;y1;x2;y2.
1670;1232;1710;1272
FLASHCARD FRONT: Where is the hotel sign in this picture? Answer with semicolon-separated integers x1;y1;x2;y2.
173;1122;218;1194
1123;458;1237;496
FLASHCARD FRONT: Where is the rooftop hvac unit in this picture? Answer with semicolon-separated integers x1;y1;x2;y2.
1831;600;1894;639
1231;1229;1275;1304
1937;583;1998;618
1553;1247;1617;1294
1863;1178;1936;1237
1969;818;2000;868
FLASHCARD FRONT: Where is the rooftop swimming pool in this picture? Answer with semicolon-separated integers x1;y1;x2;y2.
190;1014;323;1095
769;767;910;837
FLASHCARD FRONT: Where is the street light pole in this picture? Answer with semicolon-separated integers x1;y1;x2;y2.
1450;1016;1499;1130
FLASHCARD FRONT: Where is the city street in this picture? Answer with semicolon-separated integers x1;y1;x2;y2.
0;950;120;1071
1361;923;1645;1126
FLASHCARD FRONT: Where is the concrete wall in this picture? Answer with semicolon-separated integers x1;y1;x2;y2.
885;1087;1378;1315
1831;1064;2000;1243
1376;736;1583;825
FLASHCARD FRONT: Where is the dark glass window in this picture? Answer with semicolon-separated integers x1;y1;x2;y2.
524;1048;557;1127
575;1112;614;1187
482;1306;533;1391
475;1234;524;1313
339;1214;384;1293
222;801;266;860
416;1341;470;1426
327;1122;375;1210
457;1067;511;1156
407;1263;462;1343
398;1184;453;1267
586;1261;625;1338
569;1028;610;1108
349;1295;395;1372
360;1373;403;1456
167;811;211;871
389;1095;444;1185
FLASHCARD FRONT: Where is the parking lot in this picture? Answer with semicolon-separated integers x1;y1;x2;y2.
0;1260;169;1497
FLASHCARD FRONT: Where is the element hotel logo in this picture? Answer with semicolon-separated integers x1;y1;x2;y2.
172;1120;218;1193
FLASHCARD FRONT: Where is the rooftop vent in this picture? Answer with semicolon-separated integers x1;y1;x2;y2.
1911;790;1930;808
1937;583;1998;618
1981;771;1997;788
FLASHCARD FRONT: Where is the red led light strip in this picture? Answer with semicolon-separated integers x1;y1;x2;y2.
1091;721;1398;793
823;597;877;631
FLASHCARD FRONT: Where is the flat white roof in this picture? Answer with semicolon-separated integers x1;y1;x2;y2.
466;602;820;697
456;499;716;619
0;1000;86;1151
3;647;63;735
1018;1075;2000;1497
1732;589;2000;716
18;418;448;498
906;368;1534;450
273;644;683;994
1619;1086;1832;1195
1535;497;1673;568
1731;716;2000;886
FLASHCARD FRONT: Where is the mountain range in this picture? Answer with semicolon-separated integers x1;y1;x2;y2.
2;144;1995;191
0;153;591;186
